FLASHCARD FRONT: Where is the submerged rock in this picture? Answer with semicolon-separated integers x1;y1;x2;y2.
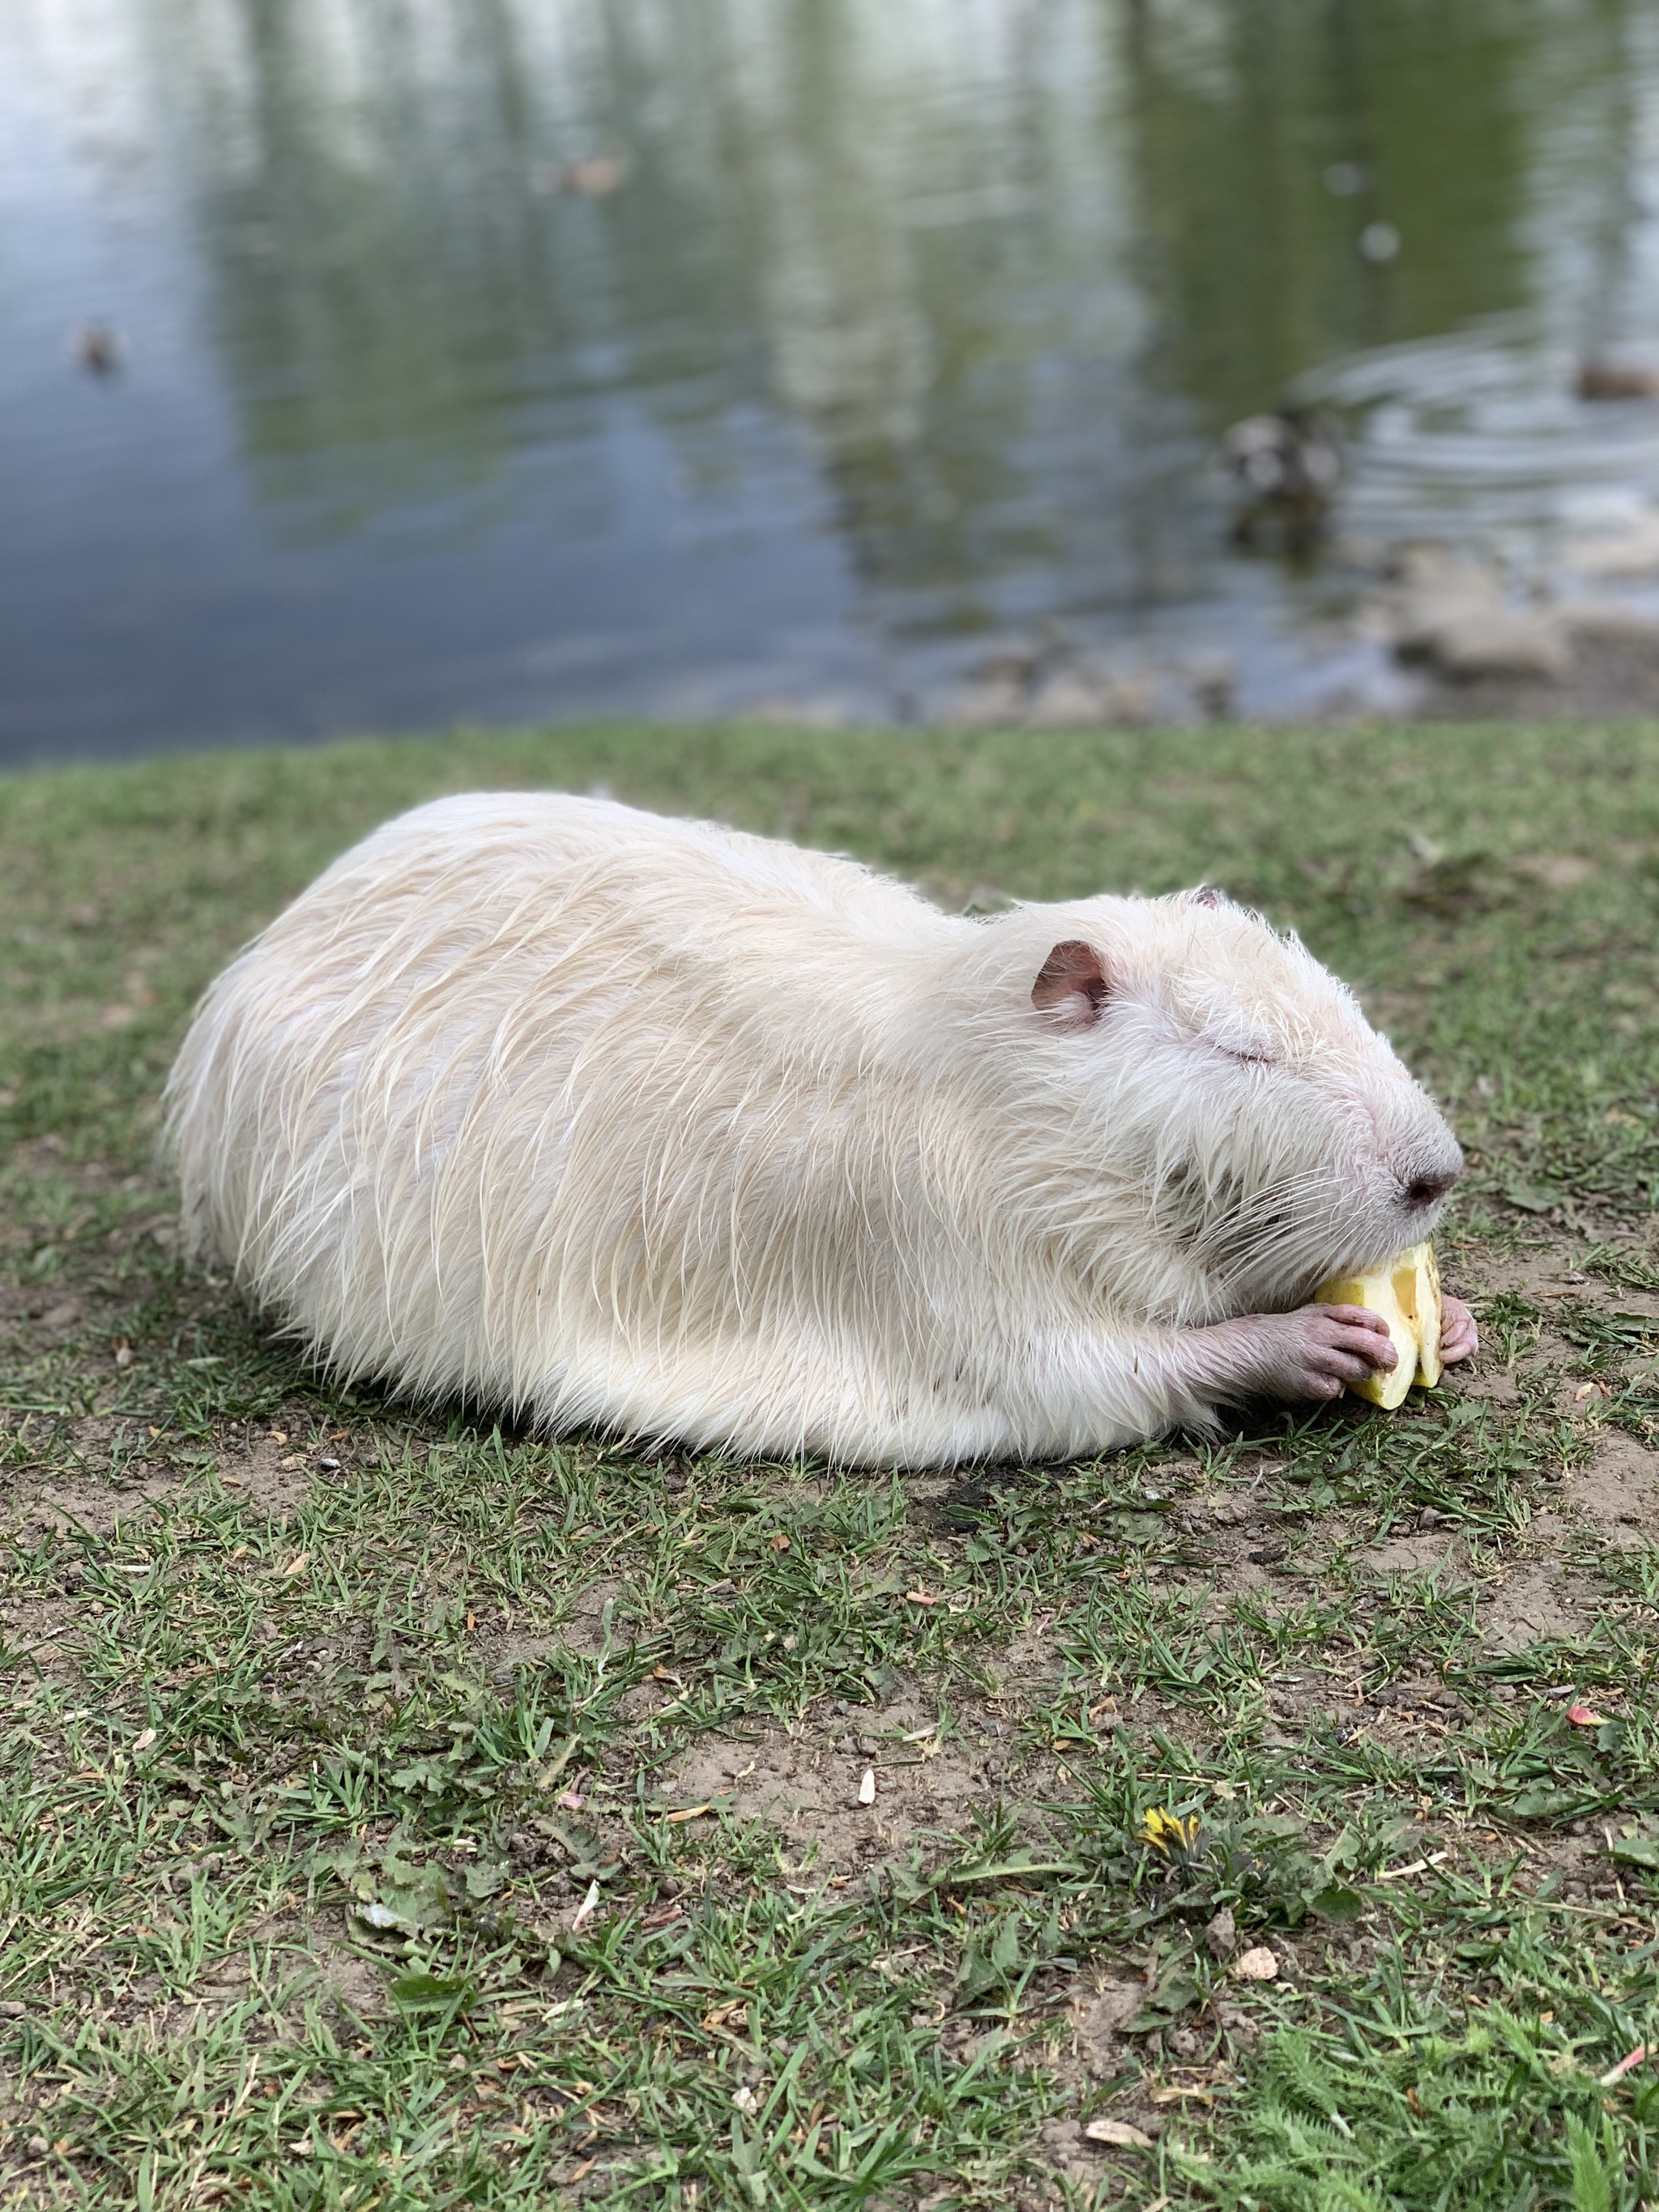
1026;665;1158;728
1429;609;1570;681
942;672;1030;728
1578;357;1659;402
1184;650;1237;719
1562;509;1659;578
1384;548;1570;682
1559;595;1659;642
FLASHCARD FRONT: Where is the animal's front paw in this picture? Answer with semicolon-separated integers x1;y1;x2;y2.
1238;1302;1401;1403
1439;1294;1478;1366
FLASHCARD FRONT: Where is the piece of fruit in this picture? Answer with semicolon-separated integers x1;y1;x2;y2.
1412;1244;1443;1387
1314;1240;1443;1409
1317;1264;1418;1409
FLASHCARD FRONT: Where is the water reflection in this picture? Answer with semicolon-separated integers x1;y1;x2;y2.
3;0;1659;760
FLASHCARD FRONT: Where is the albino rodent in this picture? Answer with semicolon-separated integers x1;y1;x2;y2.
165;793;1476;1467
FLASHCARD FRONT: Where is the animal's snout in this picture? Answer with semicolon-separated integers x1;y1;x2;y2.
1400;1144;1464;1214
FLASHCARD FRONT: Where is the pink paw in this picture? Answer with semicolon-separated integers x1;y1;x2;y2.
1439;1294;1478;1366
1239;1302;1401;1403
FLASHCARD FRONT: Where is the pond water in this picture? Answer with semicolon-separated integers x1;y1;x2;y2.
5;0;1659;765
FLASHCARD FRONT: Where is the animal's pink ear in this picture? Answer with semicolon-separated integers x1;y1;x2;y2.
1192;884;1223;908
1032;939;1111;1029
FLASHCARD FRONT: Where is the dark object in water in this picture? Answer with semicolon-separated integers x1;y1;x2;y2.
71;321;122;377
539;152;629;198
1223;407;1341;554
1578;357;1659;402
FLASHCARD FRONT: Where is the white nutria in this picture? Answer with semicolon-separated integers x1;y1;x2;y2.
164;792;1476;1468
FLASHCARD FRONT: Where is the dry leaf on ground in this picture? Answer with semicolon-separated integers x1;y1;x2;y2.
1084;2117;1155;2148
569;1880;601;1932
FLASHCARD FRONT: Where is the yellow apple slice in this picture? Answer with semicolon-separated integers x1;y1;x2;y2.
1413;1244;1444;1387
1314;1240;1442;1408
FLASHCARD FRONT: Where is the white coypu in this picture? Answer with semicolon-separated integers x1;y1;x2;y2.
165;793;1477;1466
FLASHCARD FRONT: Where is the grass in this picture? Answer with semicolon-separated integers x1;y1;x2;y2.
6;718;1659;2208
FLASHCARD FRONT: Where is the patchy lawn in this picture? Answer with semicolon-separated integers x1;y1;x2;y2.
5;719;1659;2210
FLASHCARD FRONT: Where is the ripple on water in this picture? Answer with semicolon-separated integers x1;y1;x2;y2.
1299;321;1659;548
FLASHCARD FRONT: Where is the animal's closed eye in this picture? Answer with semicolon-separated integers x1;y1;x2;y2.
1218;1045;1274;1068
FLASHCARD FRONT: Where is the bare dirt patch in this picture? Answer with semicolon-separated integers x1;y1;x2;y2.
5;1472;184;1541
487;1631;565;1683
1563;1432;1659;1541
63;1416;126;1471
1363;1530;1464;1577
0;1596;79;1679
1455;1362;1521;1408
0;1286;89;1349
1065;1974;1148;2082
1033;2114;1150;2200
216;1433;313;1519
308;1937;388;2021
4;1426;315;1541
556;1579;633;1658
663;1704;1004;1873
1479;1562;1597;1650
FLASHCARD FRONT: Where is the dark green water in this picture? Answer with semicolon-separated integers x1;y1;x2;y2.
4;0;1657;762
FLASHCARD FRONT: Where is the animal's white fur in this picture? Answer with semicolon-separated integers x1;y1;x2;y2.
164;793;1463;1466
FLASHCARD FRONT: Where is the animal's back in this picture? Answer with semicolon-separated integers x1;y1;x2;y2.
167;793;983;1456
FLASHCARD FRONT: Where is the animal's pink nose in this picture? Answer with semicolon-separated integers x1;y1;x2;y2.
1405;1169;1458;1208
